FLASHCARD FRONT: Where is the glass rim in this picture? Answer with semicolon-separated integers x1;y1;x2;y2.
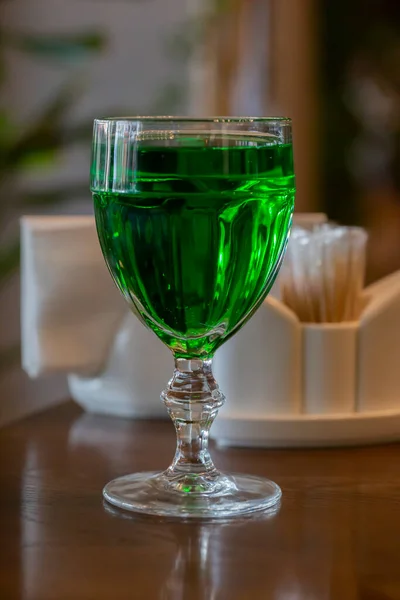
94;115;292;125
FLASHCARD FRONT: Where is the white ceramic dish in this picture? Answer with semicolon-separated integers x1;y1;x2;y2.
211;409;400;448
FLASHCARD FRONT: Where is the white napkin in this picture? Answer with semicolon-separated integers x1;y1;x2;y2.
21;216;126;378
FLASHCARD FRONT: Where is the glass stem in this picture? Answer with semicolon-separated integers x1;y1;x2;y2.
161;358;225;493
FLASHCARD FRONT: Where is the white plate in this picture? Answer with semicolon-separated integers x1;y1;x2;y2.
211;409;400;448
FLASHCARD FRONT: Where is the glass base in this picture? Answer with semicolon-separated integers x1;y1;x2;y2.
103;471;281;519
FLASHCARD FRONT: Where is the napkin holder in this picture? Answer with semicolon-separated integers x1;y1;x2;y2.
21;216;400;446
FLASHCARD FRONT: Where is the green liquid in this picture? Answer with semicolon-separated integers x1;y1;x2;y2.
93;142;295;359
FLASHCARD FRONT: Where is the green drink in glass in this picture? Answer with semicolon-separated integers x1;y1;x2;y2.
91;118;295;518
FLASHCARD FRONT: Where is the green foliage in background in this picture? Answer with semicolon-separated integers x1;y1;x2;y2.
0;30;106;288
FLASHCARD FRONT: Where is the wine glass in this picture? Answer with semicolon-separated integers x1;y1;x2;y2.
91;117;295;518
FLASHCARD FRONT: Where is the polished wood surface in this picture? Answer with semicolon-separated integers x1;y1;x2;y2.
1;402;400;600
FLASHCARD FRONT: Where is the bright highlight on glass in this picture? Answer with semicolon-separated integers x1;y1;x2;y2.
91;117;295;518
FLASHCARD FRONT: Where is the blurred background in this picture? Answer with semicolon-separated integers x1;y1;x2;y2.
0;0;399;423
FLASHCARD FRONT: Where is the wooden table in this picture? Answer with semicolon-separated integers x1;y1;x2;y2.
1;402;400;600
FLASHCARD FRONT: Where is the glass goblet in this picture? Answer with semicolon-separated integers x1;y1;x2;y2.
91;117;295;518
